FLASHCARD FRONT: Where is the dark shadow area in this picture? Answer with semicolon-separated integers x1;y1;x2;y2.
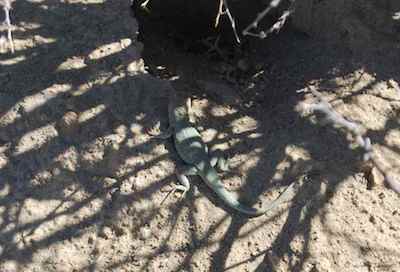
0;0;399;271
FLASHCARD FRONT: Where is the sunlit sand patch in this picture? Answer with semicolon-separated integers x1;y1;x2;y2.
230;116;258;134
33;34;57;45
17;21;42;31
17;196;105;244
0;55;26;65
14;124;58;155
78;104;106;124
57;56;87;71
87;41;126;61
17;83;70;111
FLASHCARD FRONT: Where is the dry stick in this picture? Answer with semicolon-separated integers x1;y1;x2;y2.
299;88;400;194
140;0;151;13
214;0;241;44
215;0;224;28
222;0;240;44
1;0;14;53
242;0;294;39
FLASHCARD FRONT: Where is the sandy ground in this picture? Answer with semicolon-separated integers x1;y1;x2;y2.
0;1;399;271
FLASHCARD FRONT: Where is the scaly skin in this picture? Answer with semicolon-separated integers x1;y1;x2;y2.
168;91;297;217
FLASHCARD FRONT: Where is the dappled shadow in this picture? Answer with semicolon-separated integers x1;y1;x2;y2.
0;0;174;270
136;5;400;271
1;0;399;271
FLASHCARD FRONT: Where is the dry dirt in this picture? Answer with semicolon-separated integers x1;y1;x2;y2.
1;1;399;272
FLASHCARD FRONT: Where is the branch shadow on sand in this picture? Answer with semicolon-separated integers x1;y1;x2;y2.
1;1;399;271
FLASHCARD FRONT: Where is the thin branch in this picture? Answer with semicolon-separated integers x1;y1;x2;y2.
222;0;240;43
139;0;151;13
299;88;400;194
242;0;294;39
1;0;14;53
214;0;241;44
215;0;224;28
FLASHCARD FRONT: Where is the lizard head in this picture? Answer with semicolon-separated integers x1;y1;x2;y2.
168;91;190;122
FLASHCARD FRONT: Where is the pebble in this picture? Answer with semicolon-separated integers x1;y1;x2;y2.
139;226;152;240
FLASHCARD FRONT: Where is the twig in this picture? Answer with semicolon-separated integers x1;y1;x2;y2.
242;0;294;39
214;0;240;44
1;0;14;53
299;88;400;193
215;0;224;28
139;0;151;13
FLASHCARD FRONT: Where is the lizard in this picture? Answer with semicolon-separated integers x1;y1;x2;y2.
160;89;298;217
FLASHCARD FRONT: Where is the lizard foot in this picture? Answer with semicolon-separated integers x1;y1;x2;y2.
160;167;193;206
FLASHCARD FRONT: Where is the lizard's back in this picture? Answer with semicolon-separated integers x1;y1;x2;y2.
169;91;210;165
174;122;209;165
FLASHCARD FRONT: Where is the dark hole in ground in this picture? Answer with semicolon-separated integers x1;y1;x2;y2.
129;0;325;110
131;0;294;58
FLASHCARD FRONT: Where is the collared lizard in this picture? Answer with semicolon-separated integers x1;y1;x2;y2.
161;89;298;217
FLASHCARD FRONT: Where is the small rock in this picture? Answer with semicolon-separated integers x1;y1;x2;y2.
120;38;132;49
139;226;152;240
367;167;385;189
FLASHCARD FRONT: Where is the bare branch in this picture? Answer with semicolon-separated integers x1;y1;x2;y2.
242;0;294;39
215;0;224;28
214;0;241;44
1;0;14;53
139;0;151;13
299;88;400;194
222;0;240;44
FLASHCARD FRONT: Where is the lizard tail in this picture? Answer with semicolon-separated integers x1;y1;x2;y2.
199;164;297;217
199;165;266;216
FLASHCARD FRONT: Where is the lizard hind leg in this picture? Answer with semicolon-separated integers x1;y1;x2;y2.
173;165;198;198
160;165;196;206
211;157;229;172
209;150;230;172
